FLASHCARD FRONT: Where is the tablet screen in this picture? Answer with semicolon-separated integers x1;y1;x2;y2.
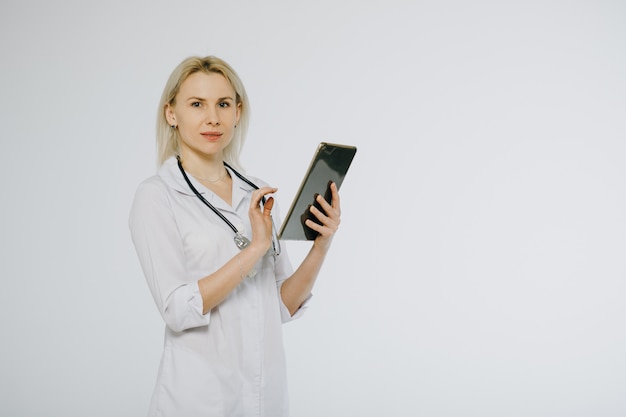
278;143;357;240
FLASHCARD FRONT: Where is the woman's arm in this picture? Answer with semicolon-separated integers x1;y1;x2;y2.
280;182;341;316
197;242;266;314
197;186;277;314
130;181;277;329
130;180;206;332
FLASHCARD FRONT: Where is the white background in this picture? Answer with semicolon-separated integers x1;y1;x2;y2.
1;1;625;416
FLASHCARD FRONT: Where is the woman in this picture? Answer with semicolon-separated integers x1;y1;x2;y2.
129;55;341;416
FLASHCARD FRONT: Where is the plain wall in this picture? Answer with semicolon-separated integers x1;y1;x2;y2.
1;1;625;416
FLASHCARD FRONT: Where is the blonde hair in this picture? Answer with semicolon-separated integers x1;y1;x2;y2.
156;56;250;169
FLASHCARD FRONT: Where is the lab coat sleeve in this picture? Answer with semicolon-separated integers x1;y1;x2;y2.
129;179;210;332
277;278;312;323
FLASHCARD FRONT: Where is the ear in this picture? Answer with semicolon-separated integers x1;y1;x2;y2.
235;102;242;126
165;104;177;126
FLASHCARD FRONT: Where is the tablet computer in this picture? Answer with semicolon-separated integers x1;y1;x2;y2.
278;142;357;241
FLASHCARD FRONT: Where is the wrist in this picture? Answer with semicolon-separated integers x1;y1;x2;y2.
246;240;270;257
312;237;332;253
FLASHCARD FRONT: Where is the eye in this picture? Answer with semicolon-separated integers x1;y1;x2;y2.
191;101;201;108
218;101;231;108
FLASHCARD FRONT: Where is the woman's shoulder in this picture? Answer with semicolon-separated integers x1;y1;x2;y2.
136;174;168;192
132;174;173;207
134;158;182;197
129;175;172;227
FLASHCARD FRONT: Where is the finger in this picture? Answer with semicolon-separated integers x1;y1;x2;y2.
263;196;275;217
305;217;337;236
329;182;341;211
309;204;339;229
305;218;324;234
250;187;278;207
314;194;339;221
256;186;278;198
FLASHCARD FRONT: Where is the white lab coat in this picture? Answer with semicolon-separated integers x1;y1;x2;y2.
129;157;309;417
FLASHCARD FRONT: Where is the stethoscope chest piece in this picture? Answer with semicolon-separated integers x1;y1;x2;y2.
234;233;251;250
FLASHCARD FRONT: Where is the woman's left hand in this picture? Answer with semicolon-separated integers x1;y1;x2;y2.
305;182;341;251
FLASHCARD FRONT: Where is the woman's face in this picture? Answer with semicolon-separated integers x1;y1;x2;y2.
166;71;241;161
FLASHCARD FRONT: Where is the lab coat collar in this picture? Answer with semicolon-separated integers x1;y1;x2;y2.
158;157;254;213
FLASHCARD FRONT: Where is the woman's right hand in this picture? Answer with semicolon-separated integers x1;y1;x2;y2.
248;186;278;253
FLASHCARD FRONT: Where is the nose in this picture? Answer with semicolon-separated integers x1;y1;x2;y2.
205;107;220;126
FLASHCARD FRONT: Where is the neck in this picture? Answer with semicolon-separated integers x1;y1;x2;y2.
179;150;227;180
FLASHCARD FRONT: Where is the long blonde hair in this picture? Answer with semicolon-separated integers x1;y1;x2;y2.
156;56;250;170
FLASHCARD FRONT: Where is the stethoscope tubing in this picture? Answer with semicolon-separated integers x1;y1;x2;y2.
176;156;280;255
177;156;243;235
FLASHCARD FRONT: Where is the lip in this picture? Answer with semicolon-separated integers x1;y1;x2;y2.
201;131;222;141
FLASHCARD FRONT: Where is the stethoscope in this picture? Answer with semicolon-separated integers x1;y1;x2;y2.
176;156;281;255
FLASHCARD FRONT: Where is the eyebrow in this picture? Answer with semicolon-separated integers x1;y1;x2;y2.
186;96;235;102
